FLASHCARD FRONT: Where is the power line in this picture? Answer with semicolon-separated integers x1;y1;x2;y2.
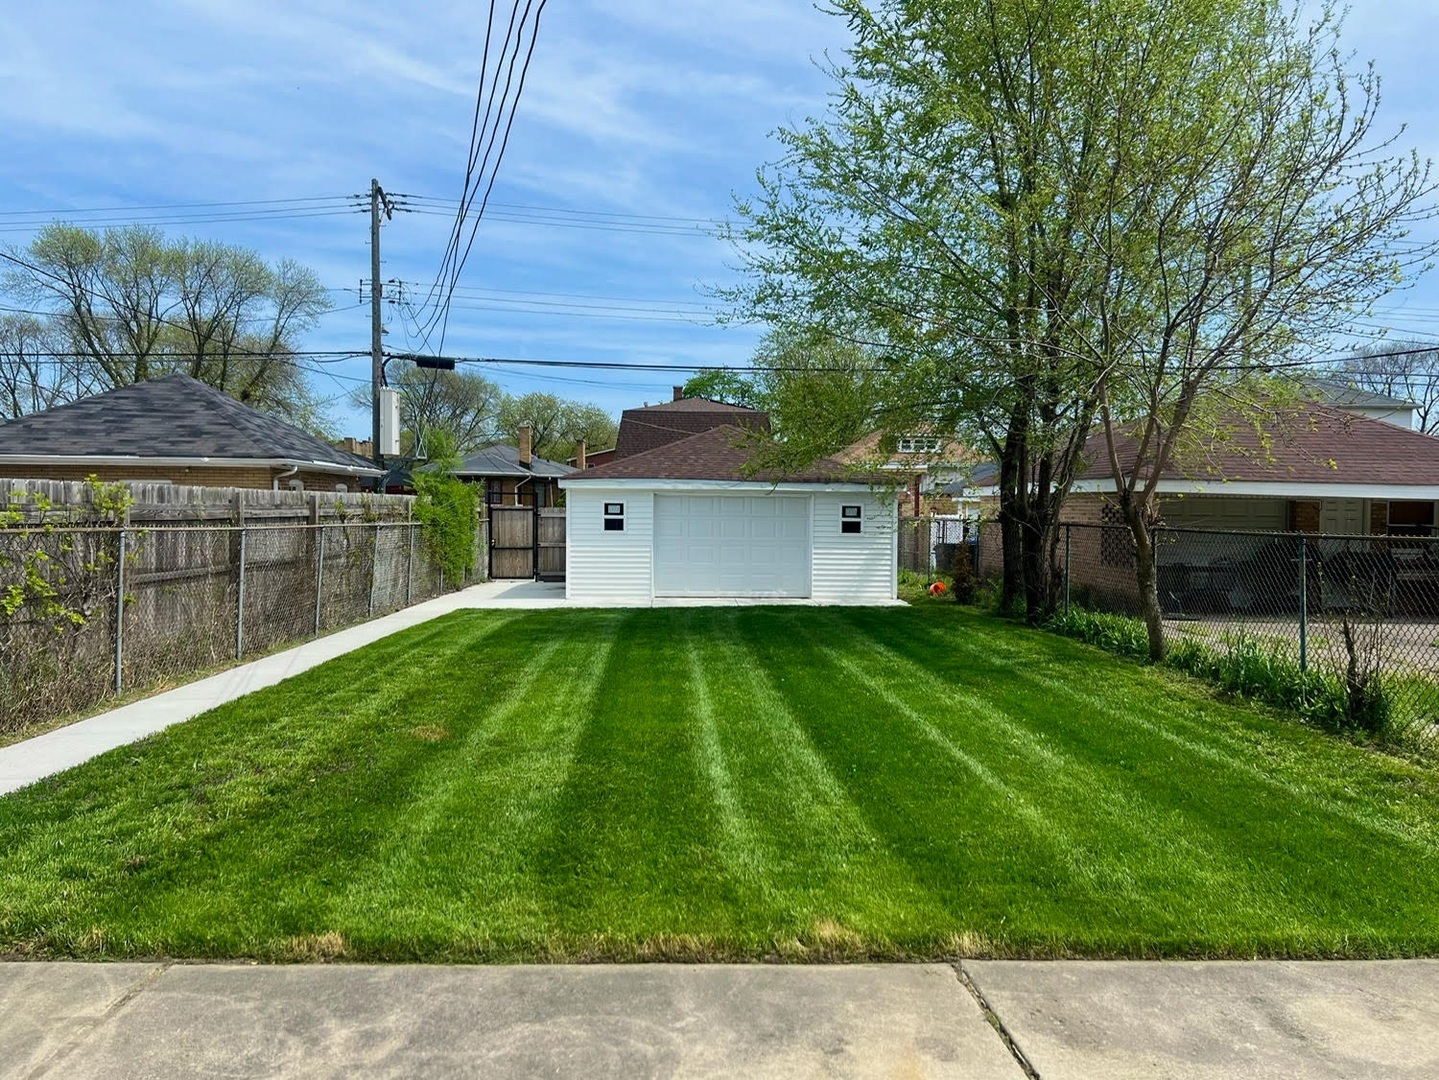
346;279;716;309
397;194;724;226
409;0;549;353
0;194;359;218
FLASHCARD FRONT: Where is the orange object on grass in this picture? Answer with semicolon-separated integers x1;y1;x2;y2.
928;581;947;596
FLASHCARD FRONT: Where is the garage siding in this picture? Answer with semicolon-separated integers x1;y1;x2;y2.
565;484;898;605
812;491;898;604
565;488;654;604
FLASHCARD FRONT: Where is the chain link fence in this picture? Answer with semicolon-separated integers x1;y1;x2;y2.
1;519;486;737
1051;521;1439;750
898;516;977;575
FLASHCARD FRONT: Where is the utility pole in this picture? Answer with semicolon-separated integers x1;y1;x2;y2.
369;178;394;472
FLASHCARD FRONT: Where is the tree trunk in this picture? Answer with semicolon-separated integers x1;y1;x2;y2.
998;501;1025;613
997;437;1027;613
1123;502;1166;661
1021;517;1052;623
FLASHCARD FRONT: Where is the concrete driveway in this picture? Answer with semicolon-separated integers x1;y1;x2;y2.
5;960;1437;1079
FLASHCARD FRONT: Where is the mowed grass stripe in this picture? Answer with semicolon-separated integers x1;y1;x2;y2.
844;608;1439;946
0;613;522;955
335;613;628;956
687;611;942;945
728;608;1090;946
527;610;743;943
894;610;1439;851
811;619;1301;931
4;604;1439;960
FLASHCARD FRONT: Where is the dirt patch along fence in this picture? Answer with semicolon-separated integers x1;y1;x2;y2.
0;518;488;737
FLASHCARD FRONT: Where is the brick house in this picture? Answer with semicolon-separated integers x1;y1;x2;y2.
975;397;1439;606
614;388;770;458
454;426;574;507
0;374;381;491
833;429;974;517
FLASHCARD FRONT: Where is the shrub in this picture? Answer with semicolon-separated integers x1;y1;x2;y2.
411;472;479;585
1046;608;1149;661
949;542;977;604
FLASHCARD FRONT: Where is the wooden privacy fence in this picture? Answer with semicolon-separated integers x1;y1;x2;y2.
488;504;567;581
1;477;418;527
0;516;488;737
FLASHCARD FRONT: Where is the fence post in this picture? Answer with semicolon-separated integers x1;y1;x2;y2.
113;529;126;694
235;527;247;660
368;522;379;618
314;526;326;635
1064;524;1072;616
407;521;415;605
1298;534;1308;674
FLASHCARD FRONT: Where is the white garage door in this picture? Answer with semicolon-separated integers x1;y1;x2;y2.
654;495;811;597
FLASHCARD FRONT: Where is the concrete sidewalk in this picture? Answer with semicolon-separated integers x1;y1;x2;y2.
3;960;1436;1079
0;583;527;797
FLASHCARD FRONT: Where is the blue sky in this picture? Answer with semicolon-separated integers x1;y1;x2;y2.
3;1;1438;438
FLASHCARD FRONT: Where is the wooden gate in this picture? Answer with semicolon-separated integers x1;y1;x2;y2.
488;505;566;581
536;508;566;582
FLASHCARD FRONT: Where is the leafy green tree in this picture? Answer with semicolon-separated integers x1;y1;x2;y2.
682;369;764;409
728;0;1118;618
729;0;1436;639
683;329;878;465
1078;2;1436;659
497;393;617;461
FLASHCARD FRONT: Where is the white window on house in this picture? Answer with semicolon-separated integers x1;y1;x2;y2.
897;436;944;454
604;502;625;531
841;504;863;534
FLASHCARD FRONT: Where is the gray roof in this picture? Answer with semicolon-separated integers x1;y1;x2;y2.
1301;377;1415;411
0;374;380;473
941;462;1000;496
454;443;575;479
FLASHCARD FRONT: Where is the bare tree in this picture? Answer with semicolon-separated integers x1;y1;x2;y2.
0;314;93;419
1328;340;1439;433
4;224;331;427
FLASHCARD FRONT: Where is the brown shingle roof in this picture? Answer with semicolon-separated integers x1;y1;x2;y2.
1078;400;1439;486
614;397;771;458
562;425;857;484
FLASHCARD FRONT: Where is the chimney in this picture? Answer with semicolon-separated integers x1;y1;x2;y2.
673;385;685;401
518;424;533;467
574;439;587;470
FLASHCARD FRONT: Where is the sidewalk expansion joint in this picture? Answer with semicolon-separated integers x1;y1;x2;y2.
952;961;1041;1079
23;960;174;1080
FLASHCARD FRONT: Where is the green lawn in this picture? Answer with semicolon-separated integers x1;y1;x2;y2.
2;604;1438;962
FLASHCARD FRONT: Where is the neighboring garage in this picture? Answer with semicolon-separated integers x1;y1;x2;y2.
560;426;898;605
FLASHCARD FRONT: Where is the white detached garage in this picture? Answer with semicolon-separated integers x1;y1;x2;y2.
560;426;898;605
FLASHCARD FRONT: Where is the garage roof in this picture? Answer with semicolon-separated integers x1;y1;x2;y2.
562;425;856;483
